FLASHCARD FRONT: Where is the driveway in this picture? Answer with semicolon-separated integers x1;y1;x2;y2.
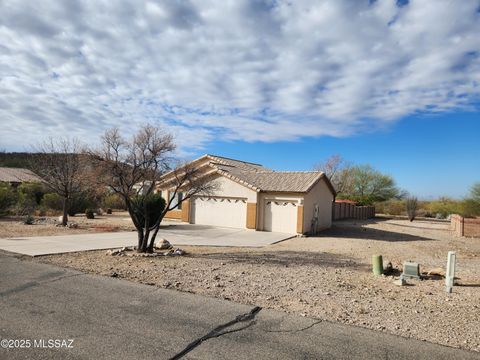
0;222;293;256
1;253;477;360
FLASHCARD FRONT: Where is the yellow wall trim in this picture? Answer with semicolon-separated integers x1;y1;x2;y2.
296;205;304;234
181;199;190;222
246;202;257;229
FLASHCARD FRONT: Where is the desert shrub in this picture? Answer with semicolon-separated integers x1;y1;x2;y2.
103;193;126;210
17;183;46;205
23;214;35;225
0;182;17;216
15;191;37;216
130;193;166;228
427;198;461;218
85;209;95;219
376;199;405;216
68;193;97;216
459;199;480;218
406;196;418;222
41;193;63;210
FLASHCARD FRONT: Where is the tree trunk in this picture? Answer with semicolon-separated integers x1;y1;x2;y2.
147;224;162;253
62;197;69;226
137;229;143;252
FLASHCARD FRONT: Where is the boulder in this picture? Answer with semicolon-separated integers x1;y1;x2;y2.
155;238;172;250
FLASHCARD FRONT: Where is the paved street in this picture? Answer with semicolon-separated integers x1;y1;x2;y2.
0;223;293;256
0;252;478;360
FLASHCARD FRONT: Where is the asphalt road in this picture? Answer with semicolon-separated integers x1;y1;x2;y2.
0;252;478;360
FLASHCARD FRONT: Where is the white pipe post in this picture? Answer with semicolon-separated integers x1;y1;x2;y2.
445;251;456;293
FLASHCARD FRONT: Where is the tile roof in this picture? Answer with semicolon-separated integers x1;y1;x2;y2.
0;167;43;183
206;155;328;193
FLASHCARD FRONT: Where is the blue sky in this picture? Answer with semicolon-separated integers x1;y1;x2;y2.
0;0;479;198
203;110;480;199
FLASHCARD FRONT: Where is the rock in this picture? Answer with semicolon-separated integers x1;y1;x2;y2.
68;222;78;229
394;278;407;286
172;248;186;256
155;238;172;250
110;272;118;278
427;268;445;277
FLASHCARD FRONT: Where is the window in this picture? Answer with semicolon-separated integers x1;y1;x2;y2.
169;192;183;210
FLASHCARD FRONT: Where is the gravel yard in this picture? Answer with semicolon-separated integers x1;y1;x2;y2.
0;212;135;238
33;218;480;352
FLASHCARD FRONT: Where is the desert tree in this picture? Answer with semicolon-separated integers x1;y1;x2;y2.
406;196;418;222
30;138;86;226
314;155;354;194
342;165;400;205
92;125;214;253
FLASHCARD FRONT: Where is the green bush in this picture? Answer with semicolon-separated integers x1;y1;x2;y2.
0;182;17;216
427;198;461;218
68;193;97;216
41;193;63;210
130;193;166;228
459;199;480;218
23;214;35;225
85;209;95;219
103;193;126;210
17;183;45;205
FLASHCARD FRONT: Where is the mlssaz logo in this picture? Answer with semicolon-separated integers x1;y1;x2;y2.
33;339;74;349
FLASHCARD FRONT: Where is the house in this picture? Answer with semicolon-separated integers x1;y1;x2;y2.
0;167;43;188
157;155;336;234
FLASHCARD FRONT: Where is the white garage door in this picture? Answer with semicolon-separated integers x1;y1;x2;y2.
264;200;298;234
191;196;247;229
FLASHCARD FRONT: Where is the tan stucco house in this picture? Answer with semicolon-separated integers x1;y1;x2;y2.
157;155;336;235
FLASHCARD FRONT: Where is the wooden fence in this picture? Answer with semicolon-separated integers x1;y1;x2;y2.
332;202;375;221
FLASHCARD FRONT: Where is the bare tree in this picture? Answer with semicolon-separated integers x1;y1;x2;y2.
314;155;352;193
92;125;214;253
30;138;86;226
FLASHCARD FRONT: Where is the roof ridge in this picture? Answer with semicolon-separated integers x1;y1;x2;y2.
206;154;264;167
233;169;324;174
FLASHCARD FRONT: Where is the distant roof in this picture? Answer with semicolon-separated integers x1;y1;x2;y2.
335;199;356;204
206;155;335;194
0;167;43;183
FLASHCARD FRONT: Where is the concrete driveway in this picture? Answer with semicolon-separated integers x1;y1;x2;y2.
0;222;294;256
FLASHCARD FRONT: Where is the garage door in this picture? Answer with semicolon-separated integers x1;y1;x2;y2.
264;200;298;234
191;196;247;228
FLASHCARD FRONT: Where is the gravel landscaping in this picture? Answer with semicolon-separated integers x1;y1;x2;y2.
33;218;480;353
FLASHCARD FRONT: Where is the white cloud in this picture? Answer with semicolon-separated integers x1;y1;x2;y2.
0;0;479;152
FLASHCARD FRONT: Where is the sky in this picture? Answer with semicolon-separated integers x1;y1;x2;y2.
0;0;479;198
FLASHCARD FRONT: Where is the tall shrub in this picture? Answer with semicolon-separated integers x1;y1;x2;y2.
406;196;418;222
0;183;16;216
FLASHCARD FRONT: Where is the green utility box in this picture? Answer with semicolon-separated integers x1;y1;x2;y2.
402;261;420;279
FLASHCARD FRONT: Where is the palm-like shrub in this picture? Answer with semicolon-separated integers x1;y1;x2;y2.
406;196;418;222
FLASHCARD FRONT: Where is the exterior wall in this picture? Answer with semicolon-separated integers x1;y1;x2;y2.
257;192;303;232
163;174;258;222
451;214;480;238
302;178;334;233
202;174;258;202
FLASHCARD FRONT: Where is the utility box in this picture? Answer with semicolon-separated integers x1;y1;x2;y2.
402;261;421;279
